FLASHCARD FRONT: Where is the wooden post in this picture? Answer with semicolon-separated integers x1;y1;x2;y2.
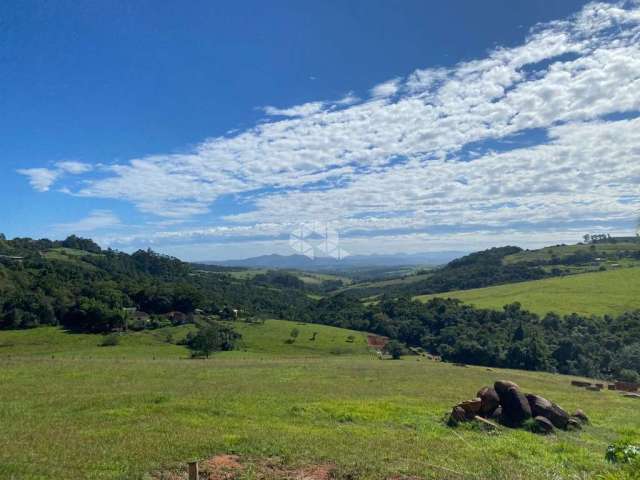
188;461;198;480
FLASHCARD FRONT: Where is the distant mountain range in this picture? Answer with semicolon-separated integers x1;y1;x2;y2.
201;251;467;271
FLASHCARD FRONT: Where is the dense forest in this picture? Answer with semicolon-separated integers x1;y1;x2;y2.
311;293;640;382
1;234;639;382
0;234;312;332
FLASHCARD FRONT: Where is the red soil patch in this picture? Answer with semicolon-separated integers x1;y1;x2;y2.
291;463;335;480
202;454;244;480
150;456;335;480
367;334;389;350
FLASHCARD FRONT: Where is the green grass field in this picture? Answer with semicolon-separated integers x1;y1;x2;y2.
338;271;434;297
0;320;369;359
1;320;638;479
416;267;640;317
503;242;640;265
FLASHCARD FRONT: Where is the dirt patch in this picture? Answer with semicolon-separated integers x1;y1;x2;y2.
387;477;422;480
202;455;244;480
367;334;388;350
150;455;335;480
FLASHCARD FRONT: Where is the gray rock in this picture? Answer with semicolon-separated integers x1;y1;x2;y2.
459;398;482;415
567;418;582;430
477;387;500;417
526;394;570;430
490;405;503;423
494;380;520;397
497;385;532;427
572;409;589;424
450;406;467;423
533;416;555;435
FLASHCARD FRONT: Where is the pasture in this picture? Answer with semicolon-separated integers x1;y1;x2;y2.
416;267;640;317
503;242;640;266
1;320;639;479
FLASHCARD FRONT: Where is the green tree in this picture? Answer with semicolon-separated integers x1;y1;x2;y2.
187;323;241;358
384;340;405;360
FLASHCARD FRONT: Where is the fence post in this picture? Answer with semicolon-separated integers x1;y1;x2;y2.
188;461;198;480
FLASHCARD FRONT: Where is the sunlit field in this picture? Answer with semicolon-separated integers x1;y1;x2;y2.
416;267;640;317
1;320;638;480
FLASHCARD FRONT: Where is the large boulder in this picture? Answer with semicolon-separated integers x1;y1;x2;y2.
494;380;520;397
532;416;554;435
526;394;570;430
526;393;552;413
459;398;482;416
571;380;592;388
490;406;503;423
450;406;467;423
572;409;589;424
496;384;531;427
567;418;582;430
477;387;500;417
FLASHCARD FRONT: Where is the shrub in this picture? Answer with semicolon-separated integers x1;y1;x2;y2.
287;328;300;343
186;322;241;358
384;340;406;360
100;334;120;347
606;444;640;464
618;369;640;383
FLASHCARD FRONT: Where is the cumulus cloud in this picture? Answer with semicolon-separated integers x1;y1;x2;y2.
263;101;325;117
19;1;640;253
18;161;92;192
224;117;640;232
335;92;360;106
369;78;401;98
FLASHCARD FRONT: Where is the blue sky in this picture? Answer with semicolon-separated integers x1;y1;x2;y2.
2;0;640;260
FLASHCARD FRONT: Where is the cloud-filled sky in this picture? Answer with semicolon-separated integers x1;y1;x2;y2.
3;1;640;260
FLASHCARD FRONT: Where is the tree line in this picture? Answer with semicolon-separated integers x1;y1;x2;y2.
1;235;639;381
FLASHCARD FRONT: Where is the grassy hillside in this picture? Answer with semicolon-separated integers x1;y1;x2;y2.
338;270;433;296
0;319;370;359
0;325;638;479
332;240;640;300
416;267;640;316
232;319;369;356
503;242;640;265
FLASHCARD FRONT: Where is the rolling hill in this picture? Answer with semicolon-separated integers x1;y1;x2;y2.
0;318;371;359
206;251;465;270
416;266;640;317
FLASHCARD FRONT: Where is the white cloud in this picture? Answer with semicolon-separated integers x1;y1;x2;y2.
370;78;401;98
17;168;60;192
224;117;640;232
19;1;640;253
263;101;325;117
335;92;360;106
18;161;92;192
54;210;121;233
55;161;92;174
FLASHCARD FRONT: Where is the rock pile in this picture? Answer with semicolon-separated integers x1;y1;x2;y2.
572;379;640;396
571;380;604;391
449;380;589;434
